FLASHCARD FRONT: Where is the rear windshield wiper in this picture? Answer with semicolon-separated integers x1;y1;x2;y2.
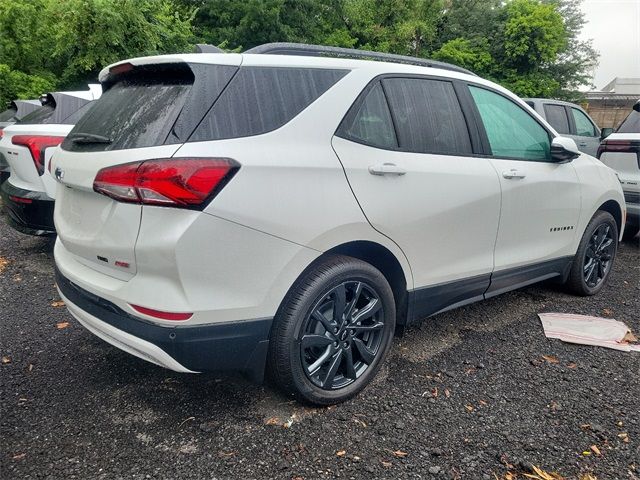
67;132;112;144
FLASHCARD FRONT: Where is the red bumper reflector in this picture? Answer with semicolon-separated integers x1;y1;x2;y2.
130;304;192;321
9;195;33;204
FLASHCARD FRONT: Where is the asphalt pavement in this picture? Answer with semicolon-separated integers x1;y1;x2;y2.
1;214;638;479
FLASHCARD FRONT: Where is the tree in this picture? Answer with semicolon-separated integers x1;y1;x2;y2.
0;0;195;105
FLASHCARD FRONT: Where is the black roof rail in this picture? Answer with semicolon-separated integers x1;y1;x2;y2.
244;42;475;76
195;44;224;54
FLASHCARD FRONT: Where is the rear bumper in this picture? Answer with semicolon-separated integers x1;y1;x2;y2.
624;193;639;227
0;180;55;235
55;267;272;381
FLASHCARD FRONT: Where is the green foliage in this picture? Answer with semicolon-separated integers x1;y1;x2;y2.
500;0;566;69
432;38;493;74
0;0;194;105
0;64;56;106
0;0;599;105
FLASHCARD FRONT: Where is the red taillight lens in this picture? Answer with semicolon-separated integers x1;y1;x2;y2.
93;158;239;207
130;304;192;321
0;129;4;139
597;140;640;159
12;135;65;175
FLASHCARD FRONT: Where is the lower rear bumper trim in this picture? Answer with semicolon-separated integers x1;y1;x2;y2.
55;266;273;381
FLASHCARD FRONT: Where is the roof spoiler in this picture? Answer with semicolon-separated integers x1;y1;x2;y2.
244;42;475;76
195;44;224;54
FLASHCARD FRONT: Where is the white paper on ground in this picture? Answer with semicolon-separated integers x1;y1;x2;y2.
538;313;640;352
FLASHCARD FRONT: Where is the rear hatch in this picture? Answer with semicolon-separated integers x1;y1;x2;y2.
598;106;640;197
54;55;242;280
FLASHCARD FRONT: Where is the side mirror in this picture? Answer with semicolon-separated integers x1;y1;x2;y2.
551;137;581;163
600;127;614;140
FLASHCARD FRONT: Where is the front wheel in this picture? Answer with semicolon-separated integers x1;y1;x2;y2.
565;210;618;296
267;255;396;405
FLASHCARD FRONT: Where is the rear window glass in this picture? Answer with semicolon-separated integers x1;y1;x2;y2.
381;77;472;155
63;64;237;152
0;108;17;122
61;101;95;125
19;95;91;125
543;104;570;134
617;110;640;133
189;67;348;142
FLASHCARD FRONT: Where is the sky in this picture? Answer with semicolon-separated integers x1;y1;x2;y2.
579;0;640;90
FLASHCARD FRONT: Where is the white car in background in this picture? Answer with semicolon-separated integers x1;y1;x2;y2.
597;99;640;241
0;85;101;235
52;44;625;405
0;99;42;183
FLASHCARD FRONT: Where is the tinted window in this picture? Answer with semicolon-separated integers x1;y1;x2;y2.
338;82;397;149
19;95;91;125
0;108;17;122
61;101;95;125
63;64;238;152
470;86;550;161
543;104;570;134
190;67;348;142
571;108;596;136
617;110;640;133
381;77;472;155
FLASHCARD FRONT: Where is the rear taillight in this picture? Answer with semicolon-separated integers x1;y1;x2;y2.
93;158;239;208
597;139;640;159
11;135;65;175
0;129;4;139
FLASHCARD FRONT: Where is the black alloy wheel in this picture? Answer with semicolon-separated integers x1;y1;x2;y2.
583;223;615;288
268;255;396;405
566;210;618;296
300;281;385;390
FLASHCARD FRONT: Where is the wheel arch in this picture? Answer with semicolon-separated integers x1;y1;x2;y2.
324;241;410;327
597;199;623;238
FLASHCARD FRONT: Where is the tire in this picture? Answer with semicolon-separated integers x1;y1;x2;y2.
565;210;618;296
621;224;639;242
267;254;396;405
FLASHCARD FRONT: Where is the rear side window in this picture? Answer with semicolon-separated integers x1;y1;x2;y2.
189;67;348;142
381;77;472;155
470;86;550;161
617;110;640;133
543;104;570;134
571;108;596;136
337;82;397;149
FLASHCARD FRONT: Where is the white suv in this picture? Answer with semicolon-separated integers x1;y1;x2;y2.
52;44;625;405
597;100;640;241
0;86;101;235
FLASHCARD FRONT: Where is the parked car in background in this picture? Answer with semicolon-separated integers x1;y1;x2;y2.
598;99;640;241
0;85;101;235
52;44;624;405
0;99;42;184
524;98;601;157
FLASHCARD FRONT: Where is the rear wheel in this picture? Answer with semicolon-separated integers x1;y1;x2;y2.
565;210;618;296
268;255;395;405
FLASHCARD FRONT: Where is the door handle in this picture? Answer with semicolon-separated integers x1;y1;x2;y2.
578;142;587;147
502;169;526;179
368;163;407;176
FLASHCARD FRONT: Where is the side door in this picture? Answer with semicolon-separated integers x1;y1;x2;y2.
332;76;502;317
467;85;582;294
569;106;601;157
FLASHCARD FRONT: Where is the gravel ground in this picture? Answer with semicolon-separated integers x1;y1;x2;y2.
1;212;639;480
